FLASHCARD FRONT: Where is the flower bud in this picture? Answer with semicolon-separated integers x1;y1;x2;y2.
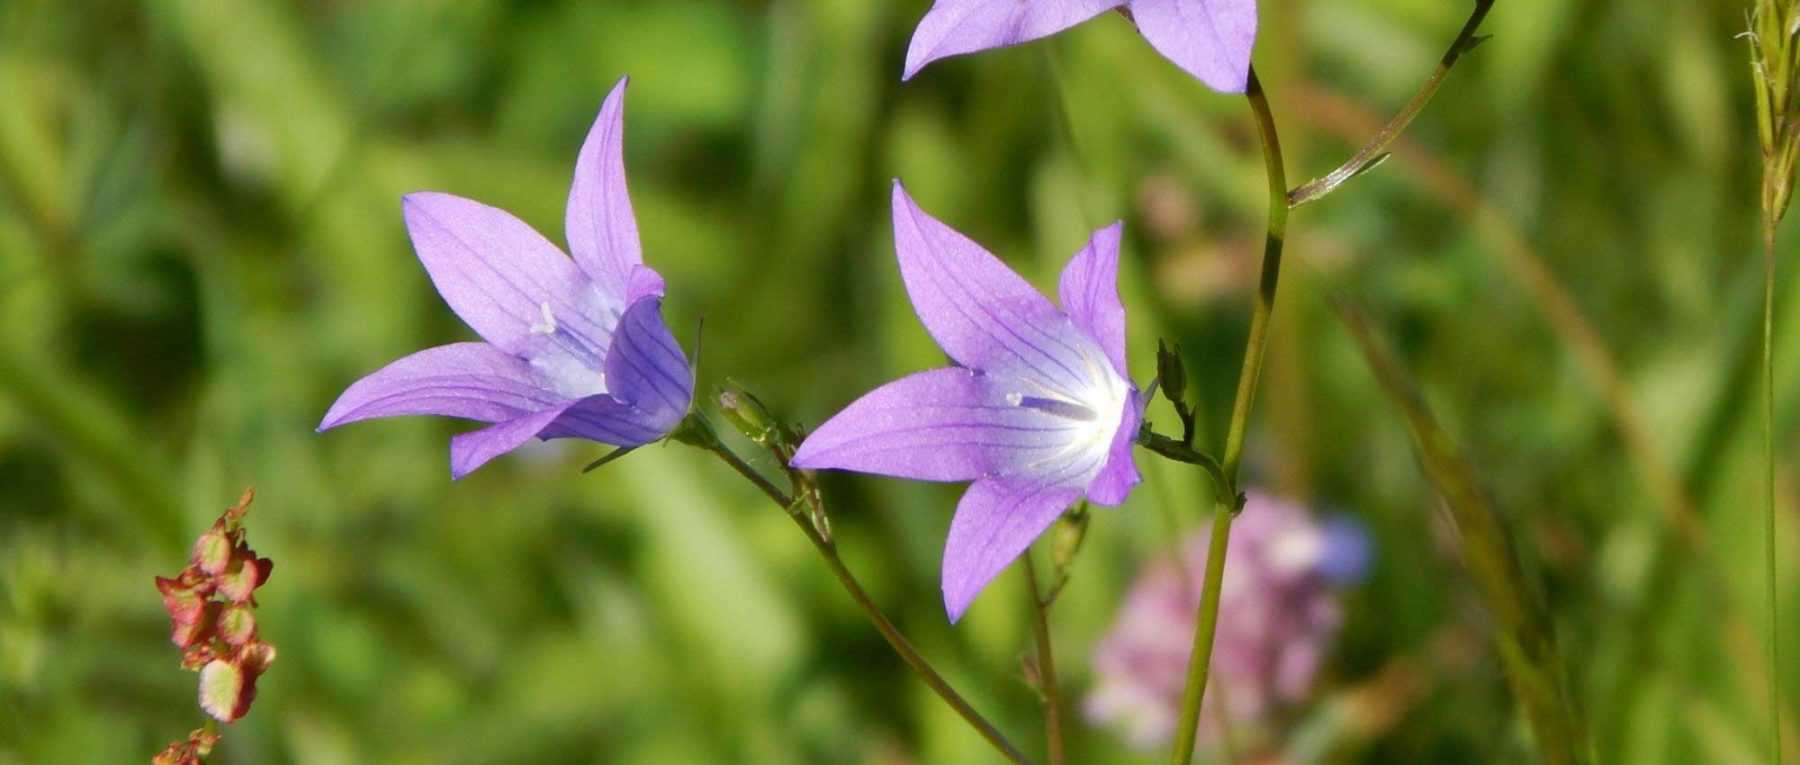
191;526;235;576
217;604;257;646
1156;340;1187;406
153;728;219;765
717;381;781;447
156;574;212;629
1053;507;1089;572
214;550;273;603
199;641;276;724
170;601;220;649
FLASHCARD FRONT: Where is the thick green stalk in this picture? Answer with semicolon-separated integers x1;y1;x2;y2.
1166;504;1235;764
698;430;1034;765
1167;64;1288;765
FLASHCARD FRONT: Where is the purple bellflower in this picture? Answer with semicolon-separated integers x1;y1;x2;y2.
792;182;1143;622
902;0;1258;93
318;78;693;478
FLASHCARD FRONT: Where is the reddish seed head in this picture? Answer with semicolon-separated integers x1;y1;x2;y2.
152;486;277;757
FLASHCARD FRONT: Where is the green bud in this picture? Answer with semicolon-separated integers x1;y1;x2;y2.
1156;340;1188;406
717;381;781;446
1052;505;1089;572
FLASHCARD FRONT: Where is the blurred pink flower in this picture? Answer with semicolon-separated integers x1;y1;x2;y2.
1085;491;1367;749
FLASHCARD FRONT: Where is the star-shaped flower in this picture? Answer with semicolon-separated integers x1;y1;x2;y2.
319;77;693;478
792;182;1142;621
902;0;1258;93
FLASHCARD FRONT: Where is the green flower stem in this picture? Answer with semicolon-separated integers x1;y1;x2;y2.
1287;0;1493;208
1167;503;1235;764
697;424;1034;765
1021;553;1066;765
1136;429;1235;507
1167;64;1289;765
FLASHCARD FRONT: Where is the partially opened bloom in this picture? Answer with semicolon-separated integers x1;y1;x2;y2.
1085;492;1368;750
792;181;1142;621
902;0;1258;93
319;78;694;478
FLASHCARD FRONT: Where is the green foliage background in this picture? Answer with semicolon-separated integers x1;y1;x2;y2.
0;0;1793;762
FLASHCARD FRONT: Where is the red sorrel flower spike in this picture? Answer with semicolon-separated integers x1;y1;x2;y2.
152;487;277;762
152;728;220;765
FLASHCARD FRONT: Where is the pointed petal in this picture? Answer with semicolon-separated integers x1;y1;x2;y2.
891;182;1094;394
319;343;561;430
1085;391;1142;506
1126;0;1258;93
625;264;666;305
602;296;693;425
566;78;647;296
1057;221;1130;378
403;192;611;356
903;0;1127;80
792;367;1098;481
942;477;1082;621
448;404;573;479
543;394;676;448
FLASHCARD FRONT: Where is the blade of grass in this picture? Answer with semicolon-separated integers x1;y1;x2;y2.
1293;85;1796;757
1333;296;1588;765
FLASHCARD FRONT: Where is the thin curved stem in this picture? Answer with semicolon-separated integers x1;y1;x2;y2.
1136;429;1233;504
1022;553;1065;765
1286;0;1493;208
700;432;1034;765
1168;64;1288;765
1222;68;1290;482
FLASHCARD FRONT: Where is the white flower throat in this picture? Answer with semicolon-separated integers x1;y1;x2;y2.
1006;339;1129;467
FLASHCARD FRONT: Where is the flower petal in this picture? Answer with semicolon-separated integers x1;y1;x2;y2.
542;394;676;448
448;404;573;479
891;182;1094;394
565;77;648;296
1126;0;1258;93
625;264;666;305
903;0;1127;80
318;343;560;430
1057;221;1130;378
601;296;693;427
403;192;612;356
942;477;1083;621
1085;391;1142;506
792;367;1093;482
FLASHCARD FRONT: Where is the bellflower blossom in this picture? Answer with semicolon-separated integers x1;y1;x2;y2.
902;0;1258;93
1085;491;1369;749
319;78;693;478
792;182;1142;622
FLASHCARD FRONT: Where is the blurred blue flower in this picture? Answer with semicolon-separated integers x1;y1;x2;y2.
793;181;1142;622
318;77;693;478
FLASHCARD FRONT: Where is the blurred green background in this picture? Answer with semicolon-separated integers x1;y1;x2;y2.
1;0;1795;762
